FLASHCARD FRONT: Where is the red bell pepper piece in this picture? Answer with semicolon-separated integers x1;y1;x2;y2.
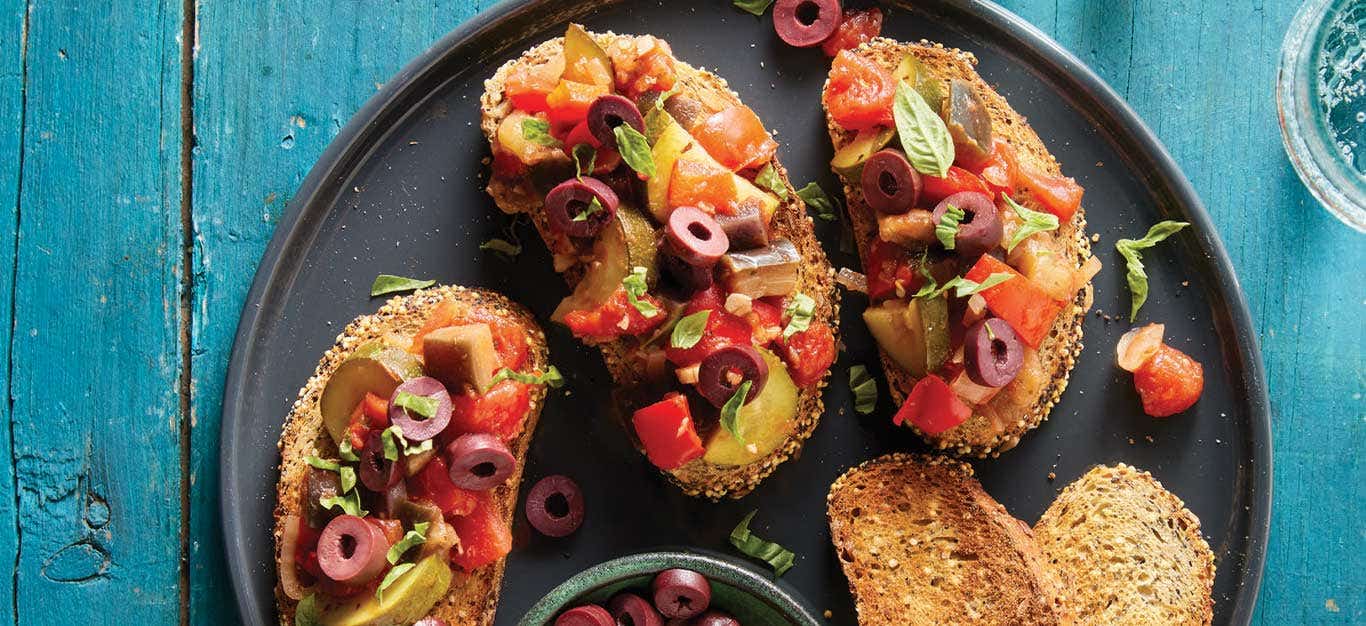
964;255;1064;348
1133;343;1204;417
893;374;971;435
1018;164;1083;222
920;166;991;206
631;394;705;470
448;492;512;571
408;457;478;518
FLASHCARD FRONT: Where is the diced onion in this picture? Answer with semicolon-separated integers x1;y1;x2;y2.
725;293;753;317
951;371;1001;405
1071;255;1103;294
277;515;311;601
963;294;988;325
676;364;701;385
1116;323;1165;372
836;267;868;294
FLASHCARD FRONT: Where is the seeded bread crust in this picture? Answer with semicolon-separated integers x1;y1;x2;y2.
824;39;1093;457
480;32;838;499
827;453;1073;625
1034;464;1216;625
273;286;550;626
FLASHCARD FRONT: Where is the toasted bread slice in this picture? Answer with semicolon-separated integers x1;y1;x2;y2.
480;31;836;499
1034;464;1216;625
274;285;550;625
823;39;1093;457
827;454;1072;625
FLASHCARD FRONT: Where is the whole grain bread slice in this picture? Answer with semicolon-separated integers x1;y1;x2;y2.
274;285;550;626
1034;464;1216;626
827;454;1072;625
824;39;1094;457
480;31;837;499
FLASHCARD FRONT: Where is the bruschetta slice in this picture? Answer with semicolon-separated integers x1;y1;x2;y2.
480;25;838;498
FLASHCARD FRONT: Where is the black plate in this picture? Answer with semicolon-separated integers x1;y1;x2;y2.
220;1;1271;624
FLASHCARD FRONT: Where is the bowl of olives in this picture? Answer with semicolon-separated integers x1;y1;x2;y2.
518;551;820;626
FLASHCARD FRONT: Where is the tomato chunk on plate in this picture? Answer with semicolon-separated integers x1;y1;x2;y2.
1133;343;1204;417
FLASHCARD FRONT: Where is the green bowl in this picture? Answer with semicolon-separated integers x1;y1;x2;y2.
518;550;821;626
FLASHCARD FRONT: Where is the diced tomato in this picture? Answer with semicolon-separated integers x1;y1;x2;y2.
892;374;971;435
464;309;530;371
504;55;564;113
1133;343;1204;417
563;288;668;343
964;255;1065;348
294;523;322;580
777;322;837;388
690;105;779;171
824;51;896;130
920;166;991;206
361;392;389;428
668;157;739;214
546;79;610;128
685;285;728;314
346;404;373;451
631;393;705;470
1018;164;1083;222
408;457;478;518
864;239;923;302
448;379;533;442
665;307;752;367
969;138;1020;197
607;35;677;97
821;8;884;57
746;297;784;344
369;518;405;546
449;493;512;571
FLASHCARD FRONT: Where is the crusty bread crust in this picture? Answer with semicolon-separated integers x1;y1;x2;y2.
827;454;1073;625
1034;464;1216;625
480;32;837;499
825;39;1093;457
273;285;550;626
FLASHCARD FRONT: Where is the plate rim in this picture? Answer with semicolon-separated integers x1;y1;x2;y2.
217;1;1273;623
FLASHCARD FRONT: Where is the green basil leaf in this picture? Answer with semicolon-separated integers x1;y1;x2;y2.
782;293;816;338
733;0;776;16
338;466;357;493
520;117;560;147
295;594;323;626
796;182;837;221
623;266;660;318
953;272;1013;297
755;163;789;201
385;523;430;564
572;143;596;181
729;510;796;576
849;365;878;415
303;456;340;472
375;562;416;603
1115;220;1189;321
573;196;605;222
319;490;366;517
719;380;754;446
370;274;436;297
893;81;955;177
393;391;438;419
935;204;965;250
479;237;522;259
337;439;359;462
403;439;433;457
1003;195;1059;252
491;366;566;389
670;310;711;349
381;426;403;462
614;124;656;178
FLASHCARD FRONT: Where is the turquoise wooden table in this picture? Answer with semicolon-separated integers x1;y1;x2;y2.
0;0;1361;623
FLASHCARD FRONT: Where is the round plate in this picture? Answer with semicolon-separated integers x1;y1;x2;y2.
220;1;1271;624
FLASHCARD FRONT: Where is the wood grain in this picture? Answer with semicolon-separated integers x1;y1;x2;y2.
0;0;24;619
5;0;186;622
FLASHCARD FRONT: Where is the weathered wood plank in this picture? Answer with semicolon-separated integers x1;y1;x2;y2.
1000;0;1366;622
0;0;26;619
188;2;486;622
10;0;185;622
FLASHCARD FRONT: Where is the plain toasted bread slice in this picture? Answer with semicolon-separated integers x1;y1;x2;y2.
274;285;550;625
480;31;837;499
827;454;1072;625
823;39;1093;457
1034;464;1216;625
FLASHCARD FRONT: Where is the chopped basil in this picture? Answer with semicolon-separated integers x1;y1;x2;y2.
719;380;754;446
782;293;816;338
796;182;837;221
893;81;955;178
614;124;656;178
338;439;359;462
623;266;660;318
370;274;436;297
338;466;357;494
521;117;560;147
491;365;565;388
380;426;403;462
385;521;430;564
480;237;522;259
393;391;438;419
1115;220;1189;321
294;594;322;626
729;510;796;576
935;204;965;250
375;562;416;602
572;197;605;222
303;456;340;472
915;272;1014;299
1003;195;1059;252
403;439;433;457
319;490;366;517
572;143;596;181
733;0;776;16
670;310;711;349
755;163;788;201
849;365;878;415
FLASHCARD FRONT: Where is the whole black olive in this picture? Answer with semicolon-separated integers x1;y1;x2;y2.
964;317;1024;388
651;568;712;619
665;206;730;267
932;191;1002;259
861;149;921;215
358;430;402;492
772;0;842;48
525;474;585;538
587;94;645;150
545;177;619;238
445;433;516;491
697;344;768;408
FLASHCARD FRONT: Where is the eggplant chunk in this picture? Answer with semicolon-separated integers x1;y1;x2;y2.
423;324;498;394
301;467;342;529
663;93;709;131
718;238;800;298
944;79;993;166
